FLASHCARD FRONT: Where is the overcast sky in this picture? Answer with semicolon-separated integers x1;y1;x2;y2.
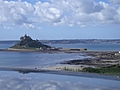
0;0;120;40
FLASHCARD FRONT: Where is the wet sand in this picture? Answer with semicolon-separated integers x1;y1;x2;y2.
0;66;120;81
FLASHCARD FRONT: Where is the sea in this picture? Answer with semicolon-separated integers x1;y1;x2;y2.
0;42;120;67
49;43;120;51
0;42;120;90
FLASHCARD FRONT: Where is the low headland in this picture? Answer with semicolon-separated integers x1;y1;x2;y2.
0;35;120;76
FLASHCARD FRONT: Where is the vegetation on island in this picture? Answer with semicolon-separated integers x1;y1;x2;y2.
11;34;51;49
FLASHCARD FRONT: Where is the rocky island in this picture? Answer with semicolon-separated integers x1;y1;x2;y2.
8;34;51;51
6;35;87;52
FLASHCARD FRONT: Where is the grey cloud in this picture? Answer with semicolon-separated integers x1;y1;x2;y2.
50;0;120;27
0;0;120;28
12;14;31;25
0;0;34;28
109;0;120;4
34;1;63;24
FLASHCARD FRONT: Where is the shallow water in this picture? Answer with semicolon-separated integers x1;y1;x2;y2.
49;44;120;51
0;51;88;67
0;71;119;90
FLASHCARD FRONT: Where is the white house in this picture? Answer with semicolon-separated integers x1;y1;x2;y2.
119;51;120;53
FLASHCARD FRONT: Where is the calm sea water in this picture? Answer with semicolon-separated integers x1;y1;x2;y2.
0;43;88;67
0;43;15;49
0;43;120;51
0;43;120;67
0;43;120;90
0;51;85;67
49;44;120;51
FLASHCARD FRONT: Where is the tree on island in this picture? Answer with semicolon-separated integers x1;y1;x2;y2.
11;34;51;49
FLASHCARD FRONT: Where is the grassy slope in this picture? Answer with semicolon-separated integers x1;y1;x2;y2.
62;64;120;76
82;64;120;76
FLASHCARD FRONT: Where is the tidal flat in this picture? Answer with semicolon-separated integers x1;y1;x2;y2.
0;49;120;76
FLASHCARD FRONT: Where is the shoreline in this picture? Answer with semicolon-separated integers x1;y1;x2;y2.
0;48;118;53
0;66;120;81
0;48;120;77
0;48;120;67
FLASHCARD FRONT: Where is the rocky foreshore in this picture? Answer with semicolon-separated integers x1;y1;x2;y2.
60;51;120;67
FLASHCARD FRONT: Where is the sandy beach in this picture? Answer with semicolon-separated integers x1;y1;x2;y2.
0;66;119;81
42;64;93;71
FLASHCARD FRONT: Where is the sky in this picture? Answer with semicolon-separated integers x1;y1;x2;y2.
0;0;120;40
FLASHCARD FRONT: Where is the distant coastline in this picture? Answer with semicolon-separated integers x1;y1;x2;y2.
0;39;120;44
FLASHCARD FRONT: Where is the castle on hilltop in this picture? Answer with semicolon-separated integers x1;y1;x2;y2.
20;34;32;41
11;34;51;49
